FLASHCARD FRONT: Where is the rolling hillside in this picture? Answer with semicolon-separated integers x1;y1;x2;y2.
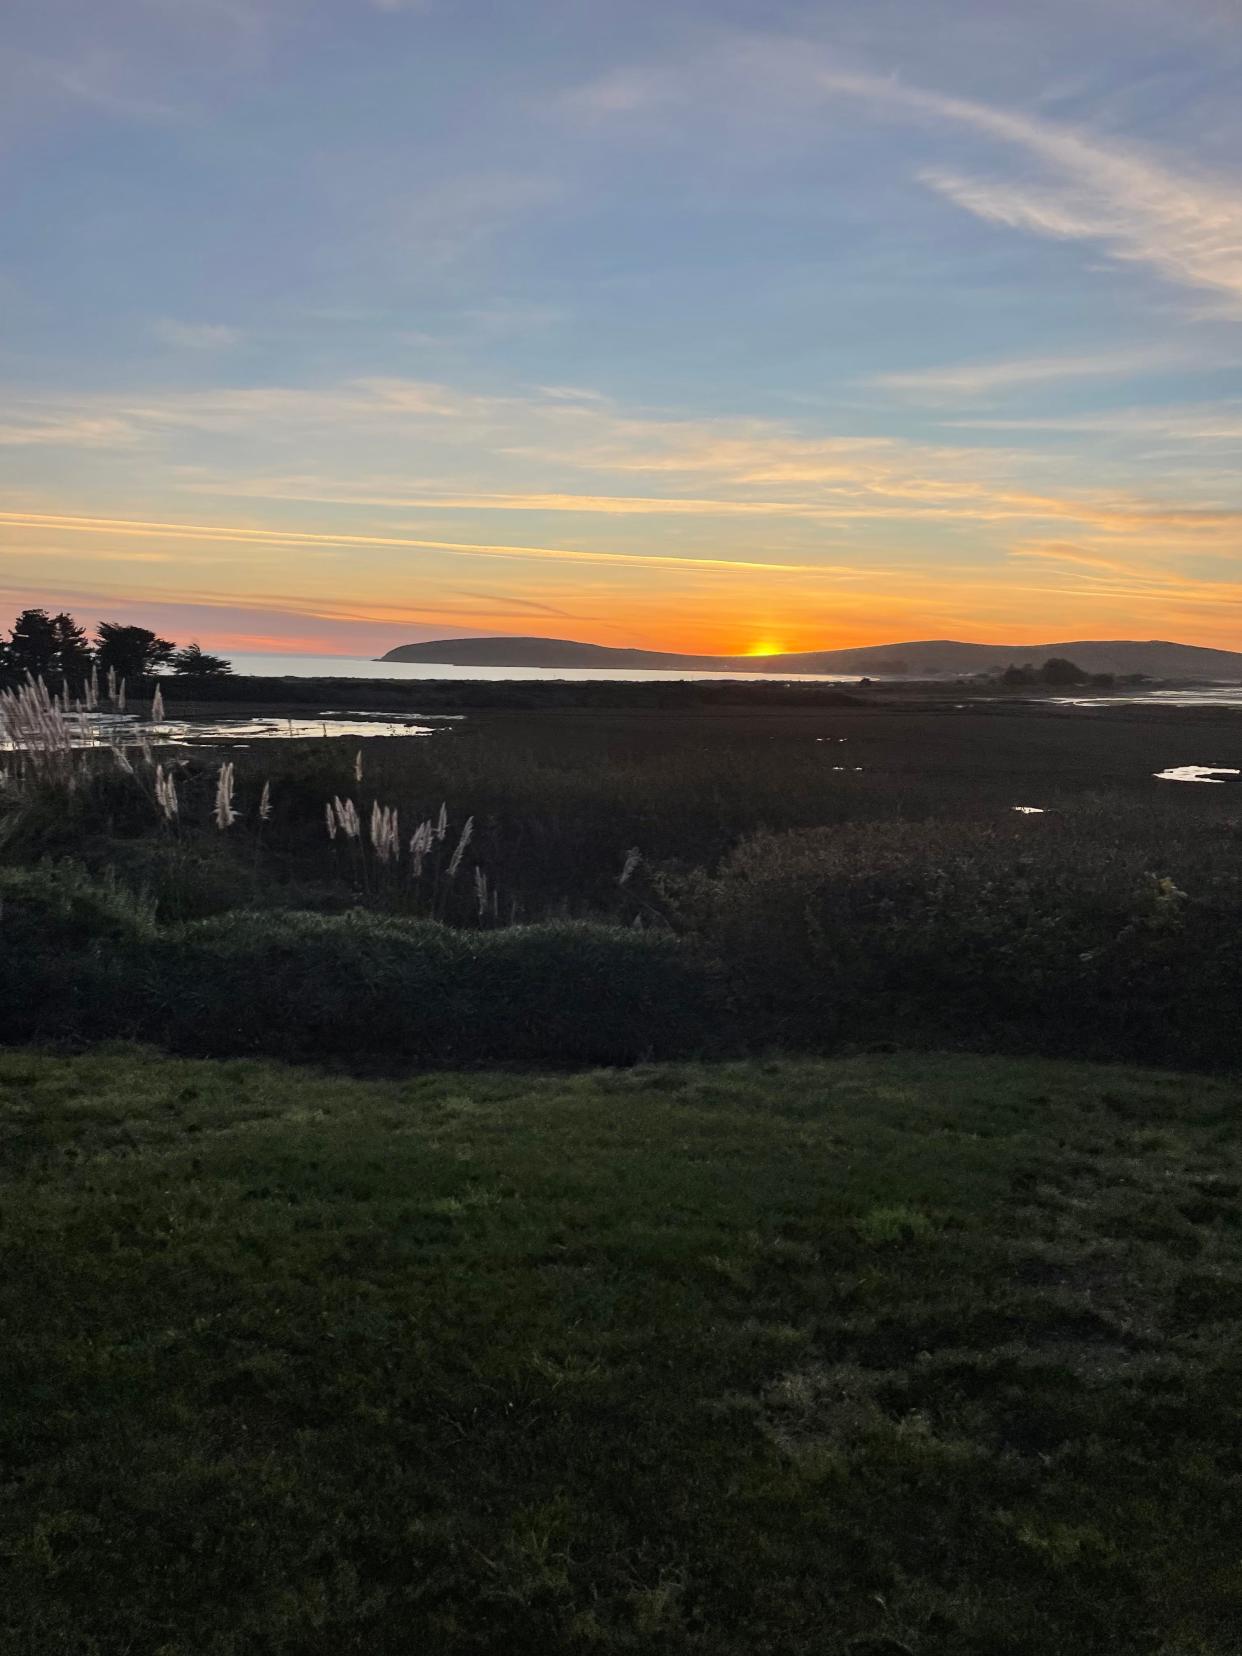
381;635;1242;678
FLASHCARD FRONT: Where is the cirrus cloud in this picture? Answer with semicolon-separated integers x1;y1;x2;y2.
813;64;1242;312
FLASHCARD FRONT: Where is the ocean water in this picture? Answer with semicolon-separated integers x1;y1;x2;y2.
226;653;863;684
223;654;1242;707
5;645;1234;716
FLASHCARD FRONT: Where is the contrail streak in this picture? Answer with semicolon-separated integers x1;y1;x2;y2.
0;511;824;576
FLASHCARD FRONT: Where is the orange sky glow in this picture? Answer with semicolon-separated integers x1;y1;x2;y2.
5;479;1242;660
4;8;1242;662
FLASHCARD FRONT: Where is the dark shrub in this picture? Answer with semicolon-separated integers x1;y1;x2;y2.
0;863;154;1043
686;818;1242;1065
142;910;723;1065
102;837;323;923
1039;657;1090;686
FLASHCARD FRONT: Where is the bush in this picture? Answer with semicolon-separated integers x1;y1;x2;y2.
0;863;154;1043
101;836;330;923
1038;657;1090;685
683;818;1242;1065
148;911;720;1064
6;796;1242;1070
0;870;722;1064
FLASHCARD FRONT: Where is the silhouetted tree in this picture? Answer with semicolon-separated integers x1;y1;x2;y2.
95;623;176;682
1001;664;1037;687
5;609;92;688
51;613;93;687
8;609;58;681
1038;657;1089;686
170;642;233;677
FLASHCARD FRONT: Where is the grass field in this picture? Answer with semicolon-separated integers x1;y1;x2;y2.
3;1047;1240;1654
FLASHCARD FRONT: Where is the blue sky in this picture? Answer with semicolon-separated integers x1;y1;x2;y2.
2;0;1241;655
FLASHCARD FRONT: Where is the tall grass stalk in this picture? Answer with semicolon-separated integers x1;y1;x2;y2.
214;763;238;830
0;678;78;785
319;787;493;923
447;816;473;878
154;764;180;822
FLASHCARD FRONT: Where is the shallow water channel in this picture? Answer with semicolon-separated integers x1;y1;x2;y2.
1;710;454;752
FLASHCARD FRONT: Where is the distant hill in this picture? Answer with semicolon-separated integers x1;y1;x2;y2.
382;636;738;671
381;635;1242;680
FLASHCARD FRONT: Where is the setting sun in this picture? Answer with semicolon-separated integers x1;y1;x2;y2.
747;640;786;658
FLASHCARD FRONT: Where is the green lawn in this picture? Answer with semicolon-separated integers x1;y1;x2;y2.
2;1048;1240;1655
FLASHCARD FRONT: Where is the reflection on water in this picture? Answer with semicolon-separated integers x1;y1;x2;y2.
227;655;1242;703
1056;688;1242;708
228;651;870;685
158;716;442;745
1153;765;1241;784
1;711;446;751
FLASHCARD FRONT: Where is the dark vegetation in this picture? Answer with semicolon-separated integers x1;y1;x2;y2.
0;606;232;689
102;661;1118;710
1000;656;1115;687
4;688;1242;1068
3;1046;1241;1655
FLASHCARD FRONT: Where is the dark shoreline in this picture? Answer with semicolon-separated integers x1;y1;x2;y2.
154;671;1240;719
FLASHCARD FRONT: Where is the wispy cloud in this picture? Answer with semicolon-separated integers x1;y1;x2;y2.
0;511;828;577
0;1;282;132
388;172;562;267
558;66;678;120
460;300;567;336
0;415;139;448
944;403;1242;440
1005;539;1242;616
0;577;600;651
181;477;1242;538
1007;543;1140;576
561;44;1242;312
811;65;1242;310
8;369;1242;559
2;542;210;566
9;46;183;121
869;347;1195;399
152;319;242;350
12;376;475;439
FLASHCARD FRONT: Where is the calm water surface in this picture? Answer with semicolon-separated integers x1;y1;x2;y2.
1053;688;1242;709
0;710;448;752
227;652;865;684
1153;765;1242;784
227;653;1242;706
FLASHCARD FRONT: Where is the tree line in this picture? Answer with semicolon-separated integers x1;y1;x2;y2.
0;609;233;690
999;657;1116;688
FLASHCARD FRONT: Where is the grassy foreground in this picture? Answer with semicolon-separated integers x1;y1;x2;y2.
3;1050;1241;1655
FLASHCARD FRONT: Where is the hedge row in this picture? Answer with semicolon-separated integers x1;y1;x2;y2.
0;865;722;1064
7;848;1242;1070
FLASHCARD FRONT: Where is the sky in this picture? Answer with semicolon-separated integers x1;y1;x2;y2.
2;0;1241;659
